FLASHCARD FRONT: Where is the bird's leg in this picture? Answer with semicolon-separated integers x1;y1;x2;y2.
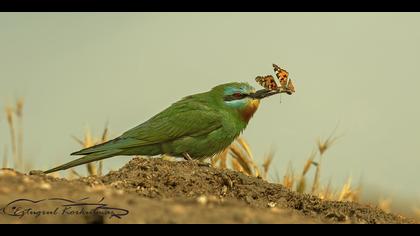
183;152;211;167
183;152;193;161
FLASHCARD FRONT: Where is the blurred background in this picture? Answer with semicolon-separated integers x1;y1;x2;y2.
0;13;419;217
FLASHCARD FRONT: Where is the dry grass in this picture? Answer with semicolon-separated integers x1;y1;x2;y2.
2;144;8;169
2;98;26;171
378;197;392;213
296;149;317;193
213;137;273;181
414;207;420;219
212;128;362;203
282;162;295;190
71;122;109;176
16;98;24;171
337;177;361;202
5;106;17;169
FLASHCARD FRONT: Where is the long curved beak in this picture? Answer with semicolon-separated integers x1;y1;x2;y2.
250;88;293;100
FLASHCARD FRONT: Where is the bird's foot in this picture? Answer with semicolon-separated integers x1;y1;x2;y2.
182;153;211;167
183;152;193;161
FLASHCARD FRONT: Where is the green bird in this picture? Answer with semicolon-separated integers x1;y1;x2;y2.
44;82;288;174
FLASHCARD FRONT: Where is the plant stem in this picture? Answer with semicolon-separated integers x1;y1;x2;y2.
6;111;18;170
2;145;8;168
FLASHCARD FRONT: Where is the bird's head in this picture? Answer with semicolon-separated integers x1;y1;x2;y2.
211;82;261;122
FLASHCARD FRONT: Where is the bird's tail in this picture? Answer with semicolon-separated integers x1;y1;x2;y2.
43;149;122;174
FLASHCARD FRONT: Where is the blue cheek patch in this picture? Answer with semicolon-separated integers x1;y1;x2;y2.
225;99;248;108
224;87;241;96
224;85;252;96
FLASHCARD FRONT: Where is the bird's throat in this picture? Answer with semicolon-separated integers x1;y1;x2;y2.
240;99;260;122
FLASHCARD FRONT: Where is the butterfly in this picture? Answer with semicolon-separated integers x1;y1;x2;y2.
273;64;295;94
255;75;278;90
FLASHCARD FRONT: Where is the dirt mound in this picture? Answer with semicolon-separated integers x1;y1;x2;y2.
0;157;416;224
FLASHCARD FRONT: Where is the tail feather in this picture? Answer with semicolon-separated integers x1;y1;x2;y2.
71;138;121;155
44;150;122;174
71;137;141;156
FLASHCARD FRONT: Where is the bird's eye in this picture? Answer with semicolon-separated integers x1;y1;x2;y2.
233;92;242;98
224;92;247;101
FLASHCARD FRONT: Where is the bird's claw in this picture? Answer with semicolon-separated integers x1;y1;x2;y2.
183;152;193;161
182;152;211;167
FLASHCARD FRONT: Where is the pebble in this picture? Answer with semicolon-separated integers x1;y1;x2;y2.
267;202;277;208
221;185;228;196
196;195;208;205
39;182;52;190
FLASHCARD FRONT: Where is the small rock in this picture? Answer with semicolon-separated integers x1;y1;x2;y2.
267;202;277;208
110;181;123;187
197;195;208;205
39;182;52;190
221;174;233;188
140;165;151;171
22;176;32;184
221;185;228;196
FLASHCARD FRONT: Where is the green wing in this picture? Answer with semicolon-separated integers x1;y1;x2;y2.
122;106;223;143
73;98;223;155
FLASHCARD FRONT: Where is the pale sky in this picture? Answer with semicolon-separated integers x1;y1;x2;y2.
1;13;419;202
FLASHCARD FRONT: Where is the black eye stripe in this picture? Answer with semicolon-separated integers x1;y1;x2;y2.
224;93;248;101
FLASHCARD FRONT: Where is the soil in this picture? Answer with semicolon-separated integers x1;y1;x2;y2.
0;157;416;224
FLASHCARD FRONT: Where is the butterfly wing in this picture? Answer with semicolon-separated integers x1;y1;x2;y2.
272;63;281;73
255;75;278;90
272;64;290;89
286;78;295;93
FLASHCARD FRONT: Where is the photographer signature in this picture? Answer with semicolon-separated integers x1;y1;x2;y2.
0;197;129;219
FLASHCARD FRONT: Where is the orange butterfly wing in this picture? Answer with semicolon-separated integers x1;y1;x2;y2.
255;75;278;90
272;63;293;92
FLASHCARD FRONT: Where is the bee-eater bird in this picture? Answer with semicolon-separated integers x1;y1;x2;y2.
44;82;289;174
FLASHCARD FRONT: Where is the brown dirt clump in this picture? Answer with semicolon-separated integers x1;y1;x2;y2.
0;157;416;224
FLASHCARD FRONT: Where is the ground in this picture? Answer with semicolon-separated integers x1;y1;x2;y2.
0;157;416;224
